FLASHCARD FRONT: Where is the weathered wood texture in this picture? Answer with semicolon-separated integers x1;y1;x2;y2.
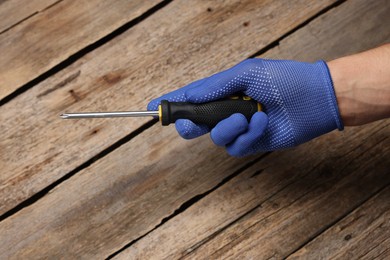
0;0;338;216
0;0;162;100
289;186;390;259
1;0;389;258
264;0;390;60
116;121;389;260
0;0;59;33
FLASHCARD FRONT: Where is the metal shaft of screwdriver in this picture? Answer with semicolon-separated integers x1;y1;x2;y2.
60;111;159;119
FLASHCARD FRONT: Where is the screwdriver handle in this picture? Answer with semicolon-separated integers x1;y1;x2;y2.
159;97;262;128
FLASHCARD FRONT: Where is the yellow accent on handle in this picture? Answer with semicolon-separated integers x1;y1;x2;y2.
257;103;262;112
243;96;252;100
158;105;162;121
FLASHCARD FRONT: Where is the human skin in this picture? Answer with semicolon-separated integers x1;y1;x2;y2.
328;43;390;126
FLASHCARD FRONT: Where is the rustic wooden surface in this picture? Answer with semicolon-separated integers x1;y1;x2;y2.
0;0;59;33
0;0;337;217
289;186;390;259
0;0;389;259
179;122;389;259
0;0;162;99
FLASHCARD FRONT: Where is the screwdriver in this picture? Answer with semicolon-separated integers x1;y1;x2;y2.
60;97;262;128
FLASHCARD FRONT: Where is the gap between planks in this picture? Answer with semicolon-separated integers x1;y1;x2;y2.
0;0;386;258
0;0;344;222
106;0;390;257
0;119;157;222
0;0;63;35
248;0;346;58
112;121;389;259
110;0;384;257
0;0;173;106
285;182;390;259
106;152;271;259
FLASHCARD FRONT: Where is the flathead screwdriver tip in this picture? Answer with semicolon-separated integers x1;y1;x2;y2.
60;114;69;119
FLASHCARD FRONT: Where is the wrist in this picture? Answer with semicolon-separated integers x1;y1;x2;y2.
328;44;390;126
327;58;357;126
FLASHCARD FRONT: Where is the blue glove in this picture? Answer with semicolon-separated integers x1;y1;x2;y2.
148;58;344;156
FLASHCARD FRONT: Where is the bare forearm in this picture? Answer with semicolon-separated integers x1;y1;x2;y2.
328;43;390;126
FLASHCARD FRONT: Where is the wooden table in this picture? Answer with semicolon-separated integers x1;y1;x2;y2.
1;0;389;258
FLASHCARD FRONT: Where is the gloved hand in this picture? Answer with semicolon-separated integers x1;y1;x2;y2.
148;58;344;156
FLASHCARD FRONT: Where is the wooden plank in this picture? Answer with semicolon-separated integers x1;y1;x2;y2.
0;127;251;259
179;123;389;259
0;0;338;216
288;186;390;259
266;0;390;61
0;0;388;258
113;0;390;257
116;121;389;260
0;0;163;100
0;0;59;34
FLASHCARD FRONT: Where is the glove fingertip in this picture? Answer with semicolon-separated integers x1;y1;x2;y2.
226;112;269;157
227;143;254;157
226;146;246;157
175;119;209;139
210;113;248;146
251;112;269;135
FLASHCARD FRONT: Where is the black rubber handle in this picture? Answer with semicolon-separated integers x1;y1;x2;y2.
160;98;261;128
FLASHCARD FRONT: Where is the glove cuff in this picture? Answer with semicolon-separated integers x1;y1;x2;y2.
318;60;344;131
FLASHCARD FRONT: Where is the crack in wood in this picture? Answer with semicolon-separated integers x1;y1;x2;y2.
206;183;322;259
0;119;157;223
0;11;38;35
335;131;390;176
39;0;63;13
250;168;265;178
173;160;325;258
198;168;326;259
179;126;389;258
285;156;390;259
104;2;358;257
0;0;349;228
105;153;271;259
249;0;347;59
1;0;383;258
285;182;390;259
0;0;354;256
36;70;81;98
358;233;390;259
0;0;64;35
0;0;174;107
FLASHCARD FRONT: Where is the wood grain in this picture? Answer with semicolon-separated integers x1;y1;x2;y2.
288;186;390;259
180;122;389;259
0;0;337;216
0;0;163;100
0;0;59;34
1;0;389;258
0;126;252;259
117;121;389;260
267;0;390;61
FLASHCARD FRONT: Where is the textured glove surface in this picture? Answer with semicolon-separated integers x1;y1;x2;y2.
148;58;343;156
